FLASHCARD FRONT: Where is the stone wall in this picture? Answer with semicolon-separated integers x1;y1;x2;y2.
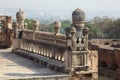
89;39;120;80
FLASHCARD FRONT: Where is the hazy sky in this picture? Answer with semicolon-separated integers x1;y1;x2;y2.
0;0;120;11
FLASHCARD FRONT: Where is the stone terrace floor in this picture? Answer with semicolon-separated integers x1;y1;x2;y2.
0;48;113;80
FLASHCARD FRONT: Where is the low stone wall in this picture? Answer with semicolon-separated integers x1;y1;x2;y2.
89;40;120;80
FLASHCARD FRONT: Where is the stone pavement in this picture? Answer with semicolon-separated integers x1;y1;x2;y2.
0;48;113;80
0;48;68;80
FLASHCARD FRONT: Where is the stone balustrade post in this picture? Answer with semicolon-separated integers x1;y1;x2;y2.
14;9;25;50
12;22;19;51
52;20;61;59
32;20;39;52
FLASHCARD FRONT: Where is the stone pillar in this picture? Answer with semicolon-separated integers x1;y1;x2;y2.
16;9;25;29
67;8;98;80
54;20;61;35
12;22;19;51
32;20;39;52
52;20;61;59
72;8;85;51
15;9;25;49
71;8;87;68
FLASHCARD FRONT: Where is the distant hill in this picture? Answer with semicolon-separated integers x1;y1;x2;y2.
0;8;72;23
0;8;119;23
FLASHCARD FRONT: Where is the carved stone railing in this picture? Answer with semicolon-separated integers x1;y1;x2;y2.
13;8;98;80
21;30;67;62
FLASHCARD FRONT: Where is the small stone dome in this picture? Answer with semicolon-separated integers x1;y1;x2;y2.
16;9;25;22
72;8;85;24
54;20;61;29
33;20;39;27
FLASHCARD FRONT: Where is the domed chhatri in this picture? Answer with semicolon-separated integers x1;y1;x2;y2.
72;8;85;24
16;9;25;23
33;20;39;27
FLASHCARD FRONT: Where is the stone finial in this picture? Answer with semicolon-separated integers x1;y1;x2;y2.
72;8;85;24
16;9;25;29
16;9;25;23
33;20;39;31
54;20;61;34
72;8;85;29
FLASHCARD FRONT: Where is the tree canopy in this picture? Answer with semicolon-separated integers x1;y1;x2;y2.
25;16;120;39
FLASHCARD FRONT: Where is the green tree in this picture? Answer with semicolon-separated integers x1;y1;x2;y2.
61;20;71;34
105;19;120;39
25;19;33;30
85;22;101;39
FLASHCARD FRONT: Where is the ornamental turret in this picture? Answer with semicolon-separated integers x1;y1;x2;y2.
16;9;25;29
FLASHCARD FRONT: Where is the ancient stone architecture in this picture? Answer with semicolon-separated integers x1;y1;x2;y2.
16;9;25;29
13;9;27;50
33;20;39;31
12;8;98;80
89;39;120;80
54;20;61;35
0;16;12;48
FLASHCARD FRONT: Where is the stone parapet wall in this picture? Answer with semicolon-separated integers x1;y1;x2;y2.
22;30;67;48
90;39;113;45
89;40;120;79
90;39;120;48
114;48;120;68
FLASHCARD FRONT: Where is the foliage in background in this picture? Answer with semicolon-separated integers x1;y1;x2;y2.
25;19;33;30
86;16;120;39
85;22;101;39
104;19;120;39
25;17;120;39
60;20;71;34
